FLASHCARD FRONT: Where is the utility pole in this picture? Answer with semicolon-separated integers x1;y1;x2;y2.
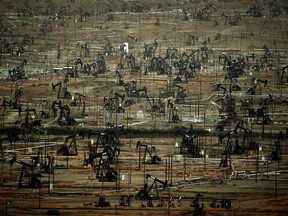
256;146;259;183
275;163;278;200
170;154;173;186
138;144;141;170
184;153;186;182
38;176;41;208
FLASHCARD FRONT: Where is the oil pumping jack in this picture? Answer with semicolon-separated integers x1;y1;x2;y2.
113;90;135;108
52;79;72;99
70;92;86;106
89;151;118;182
233;120;257;151
276;65;288;84
88;142;120;164
218;122;248;168
32;147;54;174
175;128;199;158
14;120;33;141
218;130;234;169
50;100;62;119
10;82;22;110
248;102;273;125
109;90;135;111
9;67;27;81
136;141;161;164
167;99;181;123
88;123;123;154
87;131;112;154
102;144;120;164
23;108;42;127
190;193;205;216
213;83;227;94
247;77;267;95
118;195;131;207
86;127;122;158
213;83;231;116
85;131;112;166
271;132;282;161
124;80;148;98
57;132;84;156
214;81;236;115
0;82;22;112
115;68;125;86
219;121;248;155
135;174;168;201
103;91;125;113
56;104;77;126
105;122;124;146
224;76;241;91
146;94;165;114
10;155;42;188
14;119;46;142
31;147;42;167
173;82;187;104
70;92;87;116
8;59;27;81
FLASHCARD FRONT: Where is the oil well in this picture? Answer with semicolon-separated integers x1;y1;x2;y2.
0;0;288;215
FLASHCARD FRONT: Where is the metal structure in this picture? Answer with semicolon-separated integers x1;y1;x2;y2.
52;79;72;99
70;92;87;116
247;77;268;95
8;59;27;81
57;132;84;156
175;126;199;157
167;99;181;123
9;155;41;188
135;174;168;200
136;141;161;164
89;151;118;182
190;193;204;216
271;132;282;161
0;1;287;214
56;104;77;126
173;82;187;104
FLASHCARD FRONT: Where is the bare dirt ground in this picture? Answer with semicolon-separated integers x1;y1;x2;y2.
0;0;288;215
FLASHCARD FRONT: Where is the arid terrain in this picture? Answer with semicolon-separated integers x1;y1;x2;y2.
0;0;288;215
